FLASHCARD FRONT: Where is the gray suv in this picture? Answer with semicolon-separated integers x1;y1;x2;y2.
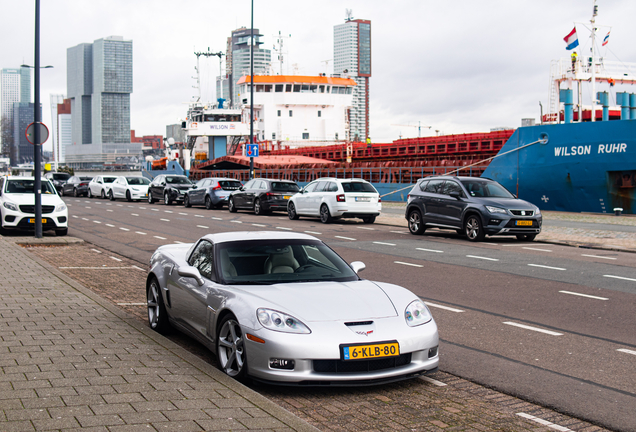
405;176;541;242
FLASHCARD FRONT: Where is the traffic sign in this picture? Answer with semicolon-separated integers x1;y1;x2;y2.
246;144;259;157
25;122;49;145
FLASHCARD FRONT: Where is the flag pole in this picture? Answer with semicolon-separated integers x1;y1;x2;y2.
590;0;598;122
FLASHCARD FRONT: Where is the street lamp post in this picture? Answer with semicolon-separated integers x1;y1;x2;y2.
249;0;254;180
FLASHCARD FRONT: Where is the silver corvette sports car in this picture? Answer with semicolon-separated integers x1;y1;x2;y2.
146;231;439;385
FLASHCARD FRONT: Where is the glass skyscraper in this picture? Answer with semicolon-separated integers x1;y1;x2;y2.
1;66;31;161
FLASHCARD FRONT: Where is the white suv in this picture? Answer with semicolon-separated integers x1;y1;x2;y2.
0;176;68;236
287;178;381;224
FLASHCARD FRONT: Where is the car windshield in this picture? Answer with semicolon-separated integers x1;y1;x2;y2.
460;180;515;198
166;176;191;185
127;177;150;185
79;177;92;181
217;239;358;285
219;180;242;190
5;179;57;194
342;182;377;193
271;182;300;192
103;177;116;183
52;173;70;180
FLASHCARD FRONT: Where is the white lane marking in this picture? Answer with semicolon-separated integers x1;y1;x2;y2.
106;209;113;212
212;217;223;220
197;225;209;229
231;220;243;224
119;227;130;231
72;215;78;218
617;348;636;356
93;220;101;224
252;223;267;227
116;302;146;306
136;231;146;235
357;226;375;230
195;214;205;218
85;206;91;209
467;255;499;261
305;231;322;235
374;241;396;246
390;230;408;235
138;207;146;210
160;218;170;222
481;242;498;245
416;247;443;253
178;212;188;216
127;205;134;208
105;224;115;227
523;247;552;252
174;241;186;244
335;235;356;241
90;249;102;254
516;413;573;431
151;208;159;212
106;203;112;206
94;202;101;205
59;266;137;270
131;213;139;216
277;226;293;231
394;261;423;268
424;302;464;313
419;376;447;387
154;235;167;240
559;290;608;301
117;204;123;207
164;210;173;213
528;264;566;271
503;322;562;336
81;218;89;221
131;265;144;271
603;274;636;282
110;256;122;262
582;254;617;260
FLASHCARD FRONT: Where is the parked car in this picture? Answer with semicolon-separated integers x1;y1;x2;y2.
61;176;93;197
0;176;68;236
287;178;381;224
146;231;439;384
147;175;194;205
44;172;71;194
109;176;151;202
87;176;117;198
228;178;299;215
185;177;243;209
405;175;542;242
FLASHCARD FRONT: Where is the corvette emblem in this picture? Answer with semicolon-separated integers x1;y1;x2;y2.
356;330;374;336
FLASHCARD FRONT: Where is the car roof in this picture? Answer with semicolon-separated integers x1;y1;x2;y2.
418;176;493;182
201;231;318;244
3;176;50;181
312;177;370;183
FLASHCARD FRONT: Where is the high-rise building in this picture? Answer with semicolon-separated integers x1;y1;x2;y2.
66;36;139;168
217;27;272;108
334;18;371;141
50;94;65;165
13;102;42;164
56;98;72;164
1;67;31;158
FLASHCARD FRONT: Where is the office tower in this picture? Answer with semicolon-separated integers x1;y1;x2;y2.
334;18;371;141
13;102;41;164
57;98;72;164
50;94;65;165
1;66;31;158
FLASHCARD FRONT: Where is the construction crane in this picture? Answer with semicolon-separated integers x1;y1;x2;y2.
390;121;432;138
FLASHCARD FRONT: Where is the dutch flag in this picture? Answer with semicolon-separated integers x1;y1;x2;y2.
564;27;579;50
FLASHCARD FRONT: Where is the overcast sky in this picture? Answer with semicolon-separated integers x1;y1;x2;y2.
2;0;635;152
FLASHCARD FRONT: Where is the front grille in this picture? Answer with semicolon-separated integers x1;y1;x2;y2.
313;353;412;374
19;205;55;214
510;210;534;216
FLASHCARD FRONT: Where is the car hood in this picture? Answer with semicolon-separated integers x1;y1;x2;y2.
3;194;63;206
170;185;193;191
478;197;536;209
235;280;398;322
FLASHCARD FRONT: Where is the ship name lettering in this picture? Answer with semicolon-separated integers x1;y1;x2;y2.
597;143;627;154
554;145;591;157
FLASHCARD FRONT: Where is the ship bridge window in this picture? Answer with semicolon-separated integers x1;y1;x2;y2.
293;85;301;92
285;84;292;92
310;85;317;93
301;84;310;92
326;86;331;93
256;85;264;92
264;85;272;92
275;84;284;92
339;87;346;94
331;86;339;94
346;87;352;94
319;85;325;93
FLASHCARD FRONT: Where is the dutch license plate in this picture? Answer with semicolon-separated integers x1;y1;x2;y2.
341;341;400;361
283;195;291;200
355;197;371;202
515;220;533;226
29;218;47;224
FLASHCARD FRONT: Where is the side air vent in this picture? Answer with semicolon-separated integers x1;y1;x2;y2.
345;321;374;327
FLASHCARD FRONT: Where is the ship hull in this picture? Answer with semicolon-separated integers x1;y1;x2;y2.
482;120;636;214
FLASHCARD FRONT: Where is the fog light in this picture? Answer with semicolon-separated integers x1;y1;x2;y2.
270;358;295;370
489;219;501;225
428;346;438;358
5;215;15;222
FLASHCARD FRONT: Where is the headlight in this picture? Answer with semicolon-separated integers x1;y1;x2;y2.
3;202;18;211
257;308;311;334
535;207;541;215
486;206;507;214
55;203;67;212
131;187;139;192
405;300;432;327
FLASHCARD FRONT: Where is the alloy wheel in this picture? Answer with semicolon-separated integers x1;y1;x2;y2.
217;318;245;377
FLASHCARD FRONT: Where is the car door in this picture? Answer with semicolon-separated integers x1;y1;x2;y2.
421;179;446;224
294;181;318;213
235;180;255;208
438;180;468;227
308;181;329;215
170;240;215;340
191;179;207;205
150;175;164;200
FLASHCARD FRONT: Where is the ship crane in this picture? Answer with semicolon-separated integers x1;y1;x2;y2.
391;122;432;138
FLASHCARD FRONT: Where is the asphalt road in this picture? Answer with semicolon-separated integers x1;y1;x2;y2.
61;196;636;431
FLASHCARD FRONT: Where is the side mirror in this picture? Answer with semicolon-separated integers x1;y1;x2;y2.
239;186;245;191
178;266;205;286
350;261;366;274
450;191;461;199
192;185;197;189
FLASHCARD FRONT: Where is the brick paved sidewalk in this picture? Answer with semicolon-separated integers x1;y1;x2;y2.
0;237;319;432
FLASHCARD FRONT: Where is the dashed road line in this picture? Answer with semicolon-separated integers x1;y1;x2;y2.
231;220;243;224
138;207;146;210
81;218;88;221
416;247;443;253
373;241;396;246
277;226;293;231
305;231;322;235
110;256;122;262
390;230;408;234
160;218;170;222
516;413;573;431
357;226;375;230
90;249;102;254
136;231;146;235
105;224;115;227
523;247;552;252
93;220;101;224
335;235;356;241
119;227;130;231
174;241;186;244
106;209;113;212
603;274;636;282
72;215;78;218
582;254;617;260
394;261;423;268
503;322;563;336
195;214;205;218
528;264;566;271
424;302;464;313
211;217;223;220
179;212;188;216
85;206;91;209
131;265;144;271
131;213;139;216
164;210;173;213
59;266;137;270
419;376;447;387
252;223;267;227
151;209;159;212
154;235;167;240
617;348;636;356
481;242;499;246
467;255;499;261
197;225;209;229
559;290;608;300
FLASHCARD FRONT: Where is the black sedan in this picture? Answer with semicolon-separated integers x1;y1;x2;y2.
61;176;93;197
228;178;300;215
44;172;71;194
185;177;242;209
147;174;194;205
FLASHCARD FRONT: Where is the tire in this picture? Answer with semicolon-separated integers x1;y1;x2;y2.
101;190;106;199
288;202;299;220
147;277;170;334
216;315;247;381
228;197;237;213
164;193;171;205
464;215;485;242
126;190;132;202
205;196;212;210
73;188;78;197
516;234;537;241
55;228;68;236
184;195;191;208
362;216;376;224
148;191;154;204
87;188;93;198
320;204;333;224
254;199;263;215
407;210;426;235
109;190;115;201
